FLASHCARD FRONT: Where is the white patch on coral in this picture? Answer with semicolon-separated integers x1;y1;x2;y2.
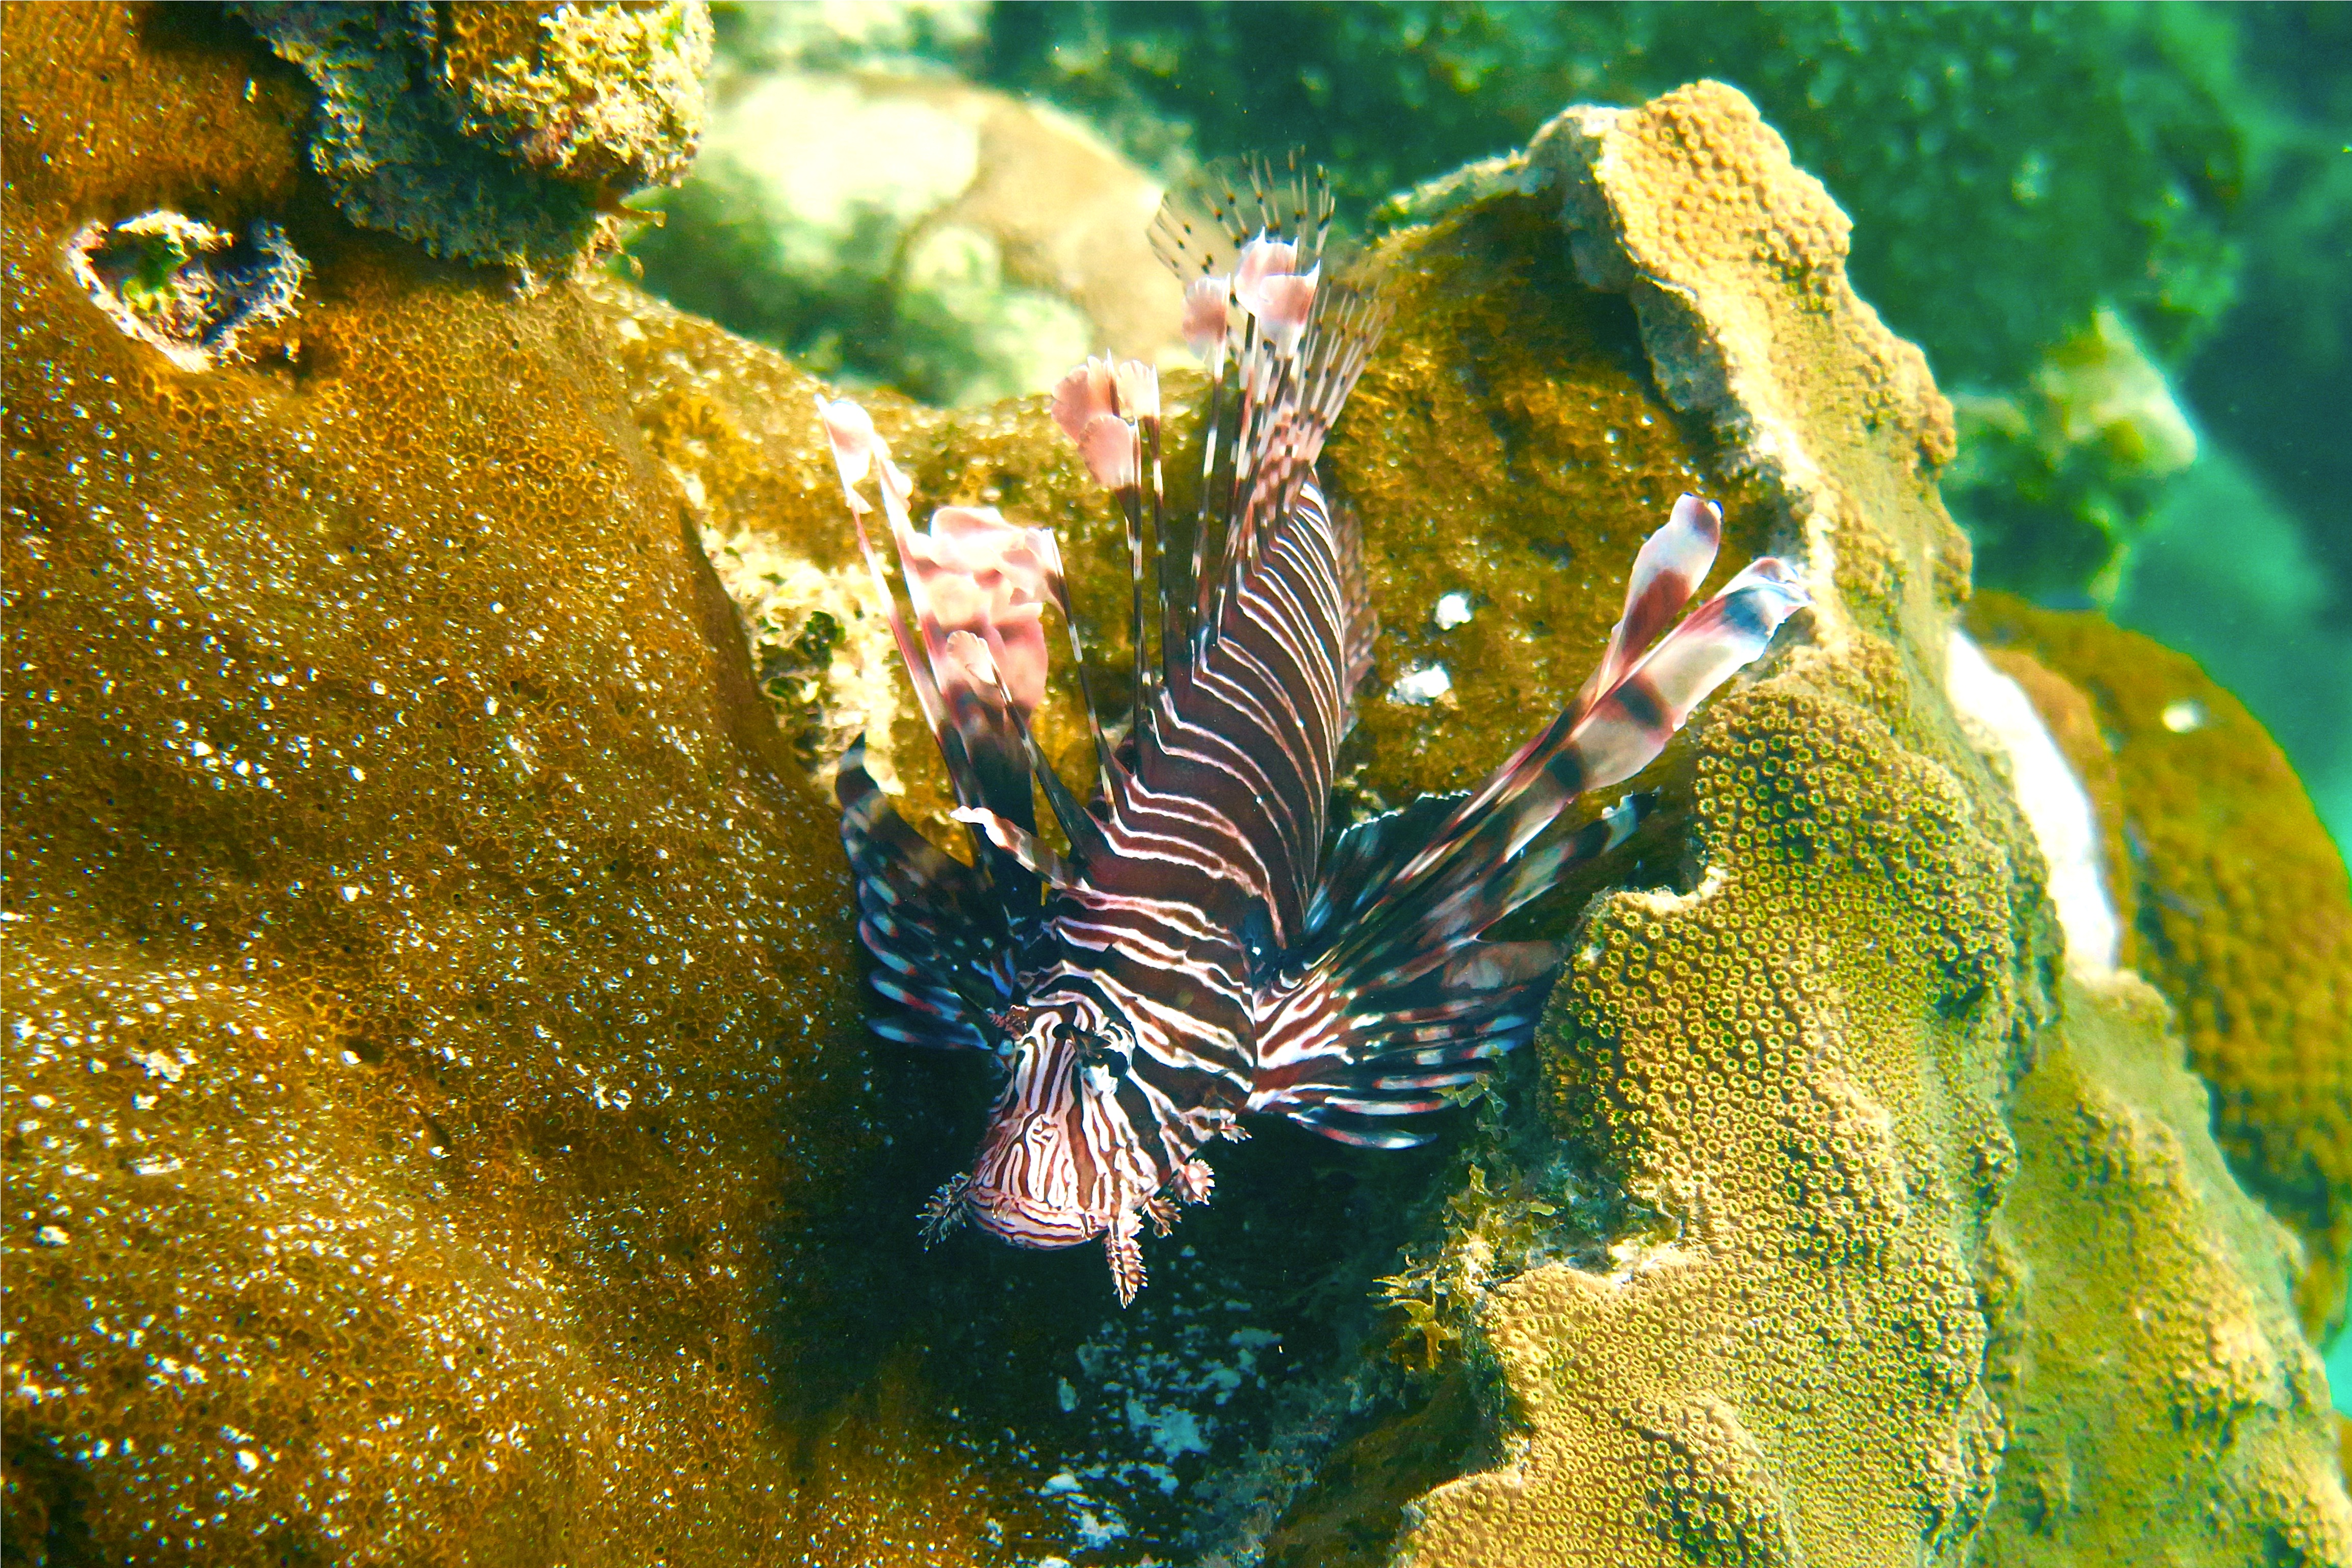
695;522;902;792
1945;630;2118;976
1389;662;1453;706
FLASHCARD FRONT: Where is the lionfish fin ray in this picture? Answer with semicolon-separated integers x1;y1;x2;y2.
837;744;1017;1054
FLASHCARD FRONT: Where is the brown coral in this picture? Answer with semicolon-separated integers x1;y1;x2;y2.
0;6;1022;1559
1969;592;2352;1343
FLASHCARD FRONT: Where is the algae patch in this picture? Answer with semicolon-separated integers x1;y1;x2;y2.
64;211;306;373
234;1;714;275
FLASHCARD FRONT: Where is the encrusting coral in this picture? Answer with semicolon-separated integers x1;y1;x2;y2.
1968;592;2352;1346
1976;972;2349;1567
1383;82;2349;1568
233;0;713;276
4;7;2346;1564
1;7;1025;1560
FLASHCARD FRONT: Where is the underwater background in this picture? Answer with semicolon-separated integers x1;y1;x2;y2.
4;3;2348;1562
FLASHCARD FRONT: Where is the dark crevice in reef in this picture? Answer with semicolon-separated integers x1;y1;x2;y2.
0;1425;98;1568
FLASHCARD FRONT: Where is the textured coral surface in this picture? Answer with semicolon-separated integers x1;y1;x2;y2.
6;10;2347;1565
1;7;1010;1561
1976;974;2350;1566
1395;82;2350;1568
236;0;712;273
1407;674;2034;1567
1969;593;2352;1344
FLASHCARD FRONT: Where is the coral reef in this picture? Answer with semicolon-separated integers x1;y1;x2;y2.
2112;451;2352;852
233;1;713;275
1976;973;2349;1566
1969;592;2352;1343
985;2;2249;386
6;6;2345;1562
0;7;1013;1559
1385;81;2349;1568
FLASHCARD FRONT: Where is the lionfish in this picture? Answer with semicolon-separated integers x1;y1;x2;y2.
820;161;1808;1304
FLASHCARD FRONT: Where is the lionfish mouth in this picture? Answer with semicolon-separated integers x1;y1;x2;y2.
918;1170;1104;1250
964;1187;1103;1250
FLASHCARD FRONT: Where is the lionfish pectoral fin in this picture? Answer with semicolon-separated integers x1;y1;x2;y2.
839;745;1017;1054
1105;1208;1147;1306
919;1174;972;1247
1247;790;1652;1147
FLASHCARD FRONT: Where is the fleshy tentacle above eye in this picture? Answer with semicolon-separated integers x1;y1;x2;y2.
1247;496;1811;1146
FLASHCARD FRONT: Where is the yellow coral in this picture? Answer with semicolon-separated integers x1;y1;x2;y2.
1406;679;2030;1568
1394;79;2349;1568
1975;974;2351;1565
1969;593;2352;1342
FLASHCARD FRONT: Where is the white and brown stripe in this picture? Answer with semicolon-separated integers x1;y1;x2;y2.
832;156;1812;1303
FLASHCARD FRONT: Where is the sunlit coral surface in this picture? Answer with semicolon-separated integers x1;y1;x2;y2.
4;7;2347;1567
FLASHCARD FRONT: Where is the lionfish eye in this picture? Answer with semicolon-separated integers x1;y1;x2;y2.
1237;898;1279;985
1072;1029;1129;1080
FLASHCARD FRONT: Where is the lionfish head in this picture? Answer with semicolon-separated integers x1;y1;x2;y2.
959;1000;1141;1252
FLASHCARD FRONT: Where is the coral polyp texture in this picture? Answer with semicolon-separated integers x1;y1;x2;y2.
1386;82;2348;1568
1967;592;2352;1344
4;8;2346;1565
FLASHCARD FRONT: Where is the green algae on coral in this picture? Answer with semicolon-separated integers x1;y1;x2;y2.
64;210;309;374
985;1;2250;387
1943;308;2200;606
625;62;1174;406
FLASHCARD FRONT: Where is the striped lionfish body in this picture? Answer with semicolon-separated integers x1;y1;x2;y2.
824;161;1810;1304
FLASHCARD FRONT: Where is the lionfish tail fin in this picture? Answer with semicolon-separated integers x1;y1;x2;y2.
1148;154;1388;666
1386;507;1808;899
1575;492;1723;716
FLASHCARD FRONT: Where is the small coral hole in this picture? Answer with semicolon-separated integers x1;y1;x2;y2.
65;210;308;372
